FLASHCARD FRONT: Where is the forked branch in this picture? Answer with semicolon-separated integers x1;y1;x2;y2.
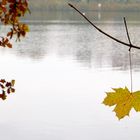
68;3;140;50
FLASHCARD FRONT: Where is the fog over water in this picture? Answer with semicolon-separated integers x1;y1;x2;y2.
0;7;140;140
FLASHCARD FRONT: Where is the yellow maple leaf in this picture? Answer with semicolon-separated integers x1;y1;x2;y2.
103;87;140;120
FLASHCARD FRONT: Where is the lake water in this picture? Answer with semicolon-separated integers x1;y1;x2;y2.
1;21;140;140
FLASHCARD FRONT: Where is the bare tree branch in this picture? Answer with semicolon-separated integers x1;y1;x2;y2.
68;3;140;50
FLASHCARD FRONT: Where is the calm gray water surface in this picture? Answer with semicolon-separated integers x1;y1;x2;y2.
0;22;140;140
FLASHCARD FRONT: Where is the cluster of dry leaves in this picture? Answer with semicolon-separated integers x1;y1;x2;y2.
0;0;29;48
0;79;15;100
0;0;29;100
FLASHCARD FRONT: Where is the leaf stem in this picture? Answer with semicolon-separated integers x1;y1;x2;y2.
129;51;133;93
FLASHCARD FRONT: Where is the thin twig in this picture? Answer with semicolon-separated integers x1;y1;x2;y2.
123;17;132;51
68;3;140;50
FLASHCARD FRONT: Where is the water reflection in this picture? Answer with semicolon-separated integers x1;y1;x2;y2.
1;22;140;70
1;21;140;140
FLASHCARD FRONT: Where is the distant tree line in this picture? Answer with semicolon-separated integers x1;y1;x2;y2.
68;0;140;3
